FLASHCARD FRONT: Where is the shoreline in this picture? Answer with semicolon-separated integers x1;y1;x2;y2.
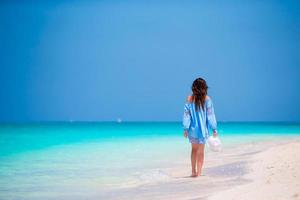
0;134;299;200
95;137;300;200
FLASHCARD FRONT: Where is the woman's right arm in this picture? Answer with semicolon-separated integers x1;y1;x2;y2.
206;97;218;136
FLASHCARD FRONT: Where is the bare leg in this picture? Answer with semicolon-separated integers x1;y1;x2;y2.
191;144;199;177
196;144;205;176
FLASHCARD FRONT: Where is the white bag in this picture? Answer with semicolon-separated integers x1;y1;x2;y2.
207;136;222;152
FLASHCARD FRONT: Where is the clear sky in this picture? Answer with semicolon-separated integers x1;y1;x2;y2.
0;0;299;122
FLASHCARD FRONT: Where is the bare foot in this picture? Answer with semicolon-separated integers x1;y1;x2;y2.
191;172;198;177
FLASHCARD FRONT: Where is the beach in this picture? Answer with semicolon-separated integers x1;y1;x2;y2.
0;122;299;199
208;139;300;200
97;137;300;200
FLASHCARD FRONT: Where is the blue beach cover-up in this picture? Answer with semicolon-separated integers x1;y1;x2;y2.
183;97;217;144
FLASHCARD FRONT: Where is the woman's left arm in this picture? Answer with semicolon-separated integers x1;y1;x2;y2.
183;104;191;137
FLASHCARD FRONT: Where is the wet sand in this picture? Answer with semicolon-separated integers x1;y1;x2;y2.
93;138;300;200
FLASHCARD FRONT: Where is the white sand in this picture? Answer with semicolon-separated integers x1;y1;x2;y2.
208;141;300;200
92;138;300;200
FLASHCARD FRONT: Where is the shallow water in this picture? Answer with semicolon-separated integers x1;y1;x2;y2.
0;122;299;199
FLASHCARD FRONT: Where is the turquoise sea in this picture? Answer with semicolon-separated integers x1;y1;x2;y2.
0;122;300;199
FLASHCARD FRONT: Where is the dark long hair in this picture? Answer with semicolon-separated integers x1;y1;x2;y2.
192;78;208;111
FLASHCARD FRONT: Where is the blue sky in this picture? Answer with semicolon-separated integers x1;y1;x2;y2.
0;0;299;122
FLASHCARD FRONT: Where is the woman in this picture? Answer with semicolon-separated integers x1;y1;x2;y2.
183;77;218;177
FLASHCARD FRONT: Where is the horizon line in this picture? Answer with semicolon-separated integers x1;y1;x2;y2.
0;120;300;124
